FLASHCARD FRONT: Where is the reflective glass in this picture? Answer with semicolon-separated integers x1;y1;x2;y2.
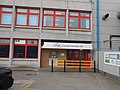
29;15;38;26
56;11;65;15
80;18;90;28
1;14;12;24
27;46;38;58
80;51;84;59
0;39;10;44
70;18;78;28
70;12;79;16
44;10;54;14
81;13;90;16
67;50;72;59
17;14;27;25
74;51;79;58
17;9;27;12
0;46;9;57
27;40;38;44
55;16;64;27
30;9;39;13
44;16;53;26
2;8;12;12
14;46;25;58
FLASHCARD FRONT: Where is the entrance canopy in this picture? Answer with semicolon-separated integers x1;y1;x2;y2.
42;42;92;50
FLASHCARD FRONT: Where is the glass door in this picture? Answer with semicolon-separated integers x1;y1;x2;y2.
67;50;80;60
67;50;91;60
67;50;72;60
67;50;91;66
73;50;80;60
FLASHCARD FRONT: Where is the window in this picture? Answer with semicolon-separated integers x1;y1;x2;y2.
67;50;91;60
27;46;38;58
74;51;79;59
16;7;40;26
13;39;38;58
0;6;12;25
43;9;66;28
70;18;78;28
80;51;85;59
67;50;72;59
69;11;91;30
0;39;10;58
14;46;25;58
49;51;58;58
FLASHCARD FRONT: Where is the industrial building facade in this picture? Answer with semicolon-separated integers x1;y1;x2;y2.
1;0;120;76
0;0;93;67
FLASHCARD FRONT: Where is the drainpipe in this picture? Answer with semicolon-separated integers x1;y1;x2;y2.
66;0;69;35
96;0;100;71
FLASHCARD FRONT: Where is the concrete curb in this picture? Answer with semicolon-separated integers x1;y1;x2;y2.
11;67;39;71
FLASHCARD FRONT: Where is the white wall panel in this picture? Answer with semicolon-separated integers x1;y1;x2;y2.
0;31;11;38
12;60;38;67
12;31;40;39
0;0;14;5
68;1;92;11
42;0;67;9
40;32;92;41
15;0;41;7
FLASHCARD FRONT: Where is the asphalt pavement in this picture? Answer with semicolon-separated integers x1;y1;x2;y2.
9;68;120;90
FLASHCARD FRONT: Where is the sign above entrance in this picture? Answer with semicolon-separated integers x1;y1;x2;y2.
42;42;92;50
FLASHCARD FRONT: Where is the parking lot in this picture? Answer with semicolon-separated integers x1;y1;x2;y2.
9;68;120;90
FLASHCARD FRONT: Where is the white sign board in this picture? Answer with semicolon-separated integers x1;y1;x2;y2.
49;58;58;66
42;42;92;50
15;40;25;44
104;52;120;67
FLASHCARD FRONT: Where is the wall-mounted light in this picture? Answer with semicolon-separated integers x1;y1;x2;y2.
102;13;109;20
117;12;120;20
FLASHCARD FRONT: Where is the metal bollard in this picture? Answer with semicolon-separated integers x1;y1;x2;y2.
79;61;81;72
64;60;66;72
94;61;96;72
51;60;53;72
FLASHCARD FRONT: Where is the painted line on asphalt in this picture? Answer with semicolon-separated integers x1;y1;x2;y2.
14;80;33;90
19;81;33;90
95;75;105;90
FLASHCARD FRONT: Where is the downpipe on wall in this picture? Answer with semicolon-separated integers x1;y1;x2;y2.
96;0;100;71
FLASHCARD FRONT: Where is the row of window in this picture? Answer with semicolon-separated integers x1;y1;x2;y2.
0;39;38;58
0;6;91;30
0;39;91;59
67;50;91;60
